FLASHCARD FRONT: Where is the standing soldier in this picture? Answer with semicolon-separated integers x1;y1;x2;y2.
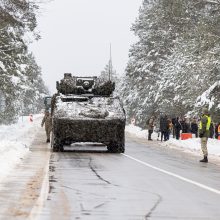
199;108;211;163
41;110;52;143
147;116;155;141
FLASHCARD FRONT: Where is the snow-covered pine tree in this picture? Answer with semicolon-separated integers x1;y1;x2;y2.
0;0;48;124
120;0;177;127
120;0;220;127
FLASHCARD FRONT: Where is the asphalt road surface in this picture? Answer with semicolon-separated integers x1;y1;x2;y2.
37;134;220;220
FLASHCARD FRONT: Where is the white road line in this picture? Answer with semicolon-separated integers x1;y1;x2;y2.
122;153;220;195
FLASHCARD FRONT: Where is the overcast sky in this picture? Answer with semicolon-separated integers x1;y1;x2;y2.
30;0;143;93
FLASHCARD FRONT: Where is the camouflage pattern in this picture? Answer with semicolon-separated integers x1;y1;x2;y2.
56;73;115;96
41;112;52;141
51;74;126;153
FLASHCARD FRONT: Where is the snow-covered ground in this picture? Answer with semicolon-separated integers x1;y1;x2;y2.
126;124;220;158
0;114;42;182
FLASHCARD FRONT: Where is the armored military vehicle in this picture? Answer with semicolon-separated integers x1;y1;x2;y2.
51;73;126;153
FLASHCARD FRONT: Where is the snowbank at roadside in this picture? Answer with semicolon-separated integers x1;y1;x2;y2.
0;114;42;182
126;124;220;158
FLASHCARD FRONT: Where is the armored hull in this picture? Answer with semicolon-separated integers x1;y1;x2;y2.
51;77;126;153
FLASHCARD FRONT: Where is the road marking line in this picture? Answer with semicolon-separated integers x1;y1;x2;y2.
122;153;220;195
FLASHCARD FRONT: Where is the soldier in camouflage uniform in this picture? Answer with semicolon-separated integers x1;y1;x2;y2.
199;108;211;163
41;110;52;143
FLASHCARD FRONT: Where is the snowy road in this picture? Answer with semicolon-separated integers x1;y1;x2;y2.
37;134;220;220
0;121;220;220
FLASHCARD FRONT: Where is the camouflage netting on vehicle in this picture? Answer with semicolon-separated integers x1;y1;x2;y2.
52;117;125;148
51;94;126;152
51;73;125;153
56;73;115;96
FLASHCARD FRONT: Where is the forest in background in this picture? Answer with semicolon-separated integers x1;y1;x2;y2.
120;0;220;127
0;0;48;124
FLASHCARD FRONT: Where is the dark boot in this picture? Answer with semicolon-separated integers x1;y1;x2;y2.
200;156;208;163
46;139;50;143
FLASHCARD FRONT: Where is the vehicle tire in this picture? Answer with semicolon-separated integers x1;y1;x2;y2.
119;145;125;153
107;142;124;153
51;132;63;152
59;145;64;152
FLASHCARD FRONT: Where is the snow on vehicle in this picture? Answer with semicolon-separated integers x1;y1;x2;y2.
51;73;126;153
44;96;52;111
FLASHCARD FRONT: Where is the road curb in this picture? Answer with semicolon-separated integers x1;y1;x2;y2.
28;150;50;220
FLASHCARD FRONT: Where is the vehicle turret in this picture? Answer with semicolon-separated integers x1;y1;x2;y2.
56;73;115;96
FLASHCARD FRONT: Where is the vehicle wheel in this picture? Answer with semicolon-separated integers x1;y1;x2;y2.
51;132;63;152
59;145;64;152
107;145;113;152
119;145;125;153
107;142;124;153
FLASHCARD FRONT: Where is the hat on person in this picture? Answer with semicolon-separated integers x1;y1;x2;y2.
202;107;209;115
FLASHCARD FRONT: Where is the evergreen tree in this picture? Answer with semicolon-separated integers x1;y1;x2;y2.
0;0;48;124
120;0;220;127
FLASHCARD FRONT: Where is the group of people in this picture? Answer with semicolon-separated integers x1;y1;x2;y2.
147;108;220;163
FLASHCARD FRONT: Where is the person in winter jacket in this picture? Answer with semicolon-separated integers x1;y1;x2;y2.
165;118;172;141
199;108;211;163
175;117;182;140
154;119;161;141
214;122;220;139
171;118;176;138
160;114;169;141
41;110;52;143
181;118;190;133
190;118;198;138
209;122;214;138
147;116;155;140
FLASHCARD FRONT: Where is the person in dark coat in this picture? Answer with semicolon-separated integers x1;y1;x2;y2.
190;118;198;138
181;118;190;133
209;122;214;138
215;123;218;139
175;117;182;140
160;114;169;141
171;118;176;138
